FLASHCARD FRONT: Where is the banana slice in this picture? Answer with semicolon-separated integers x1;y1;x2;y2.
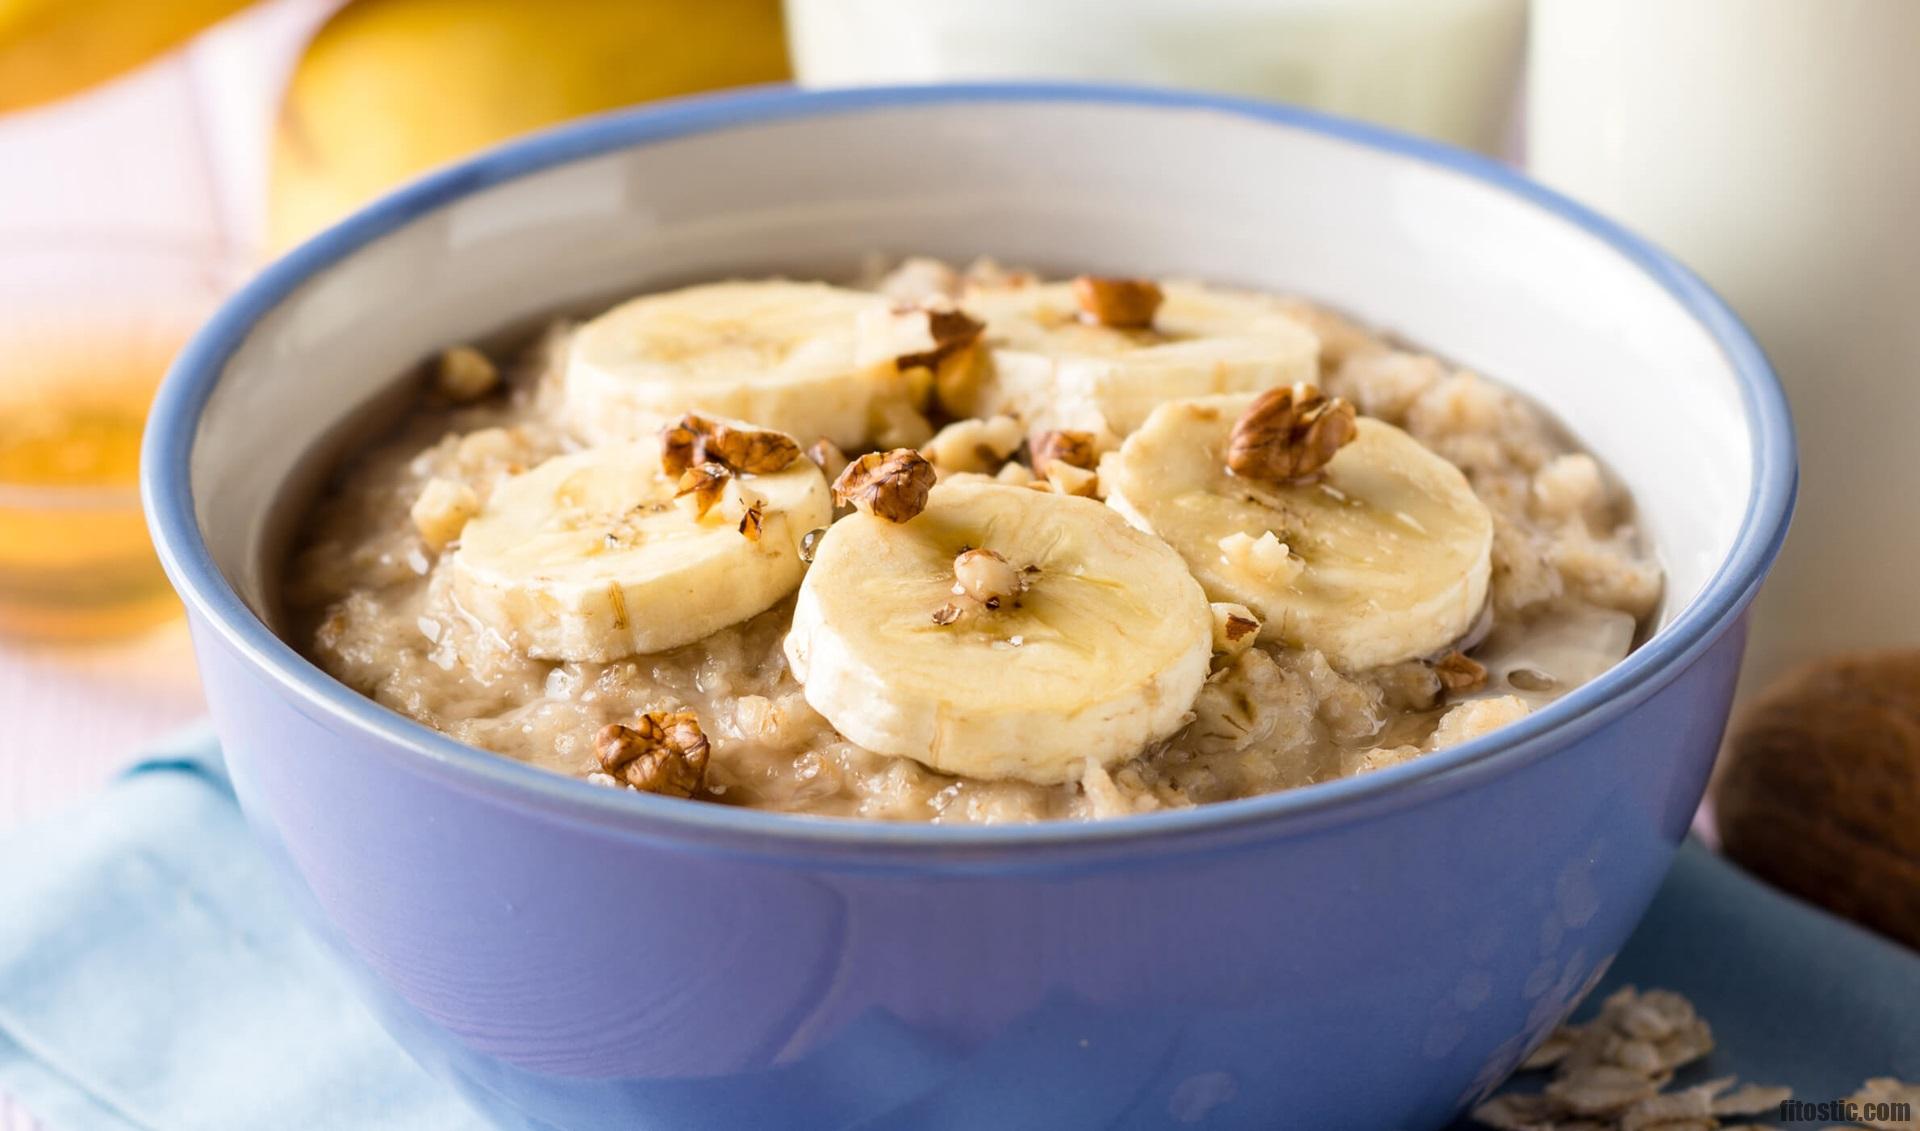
449;436;830;661
564;281;905;449
1105;394;1493;670
783;478;1213;784
954;279;1319;437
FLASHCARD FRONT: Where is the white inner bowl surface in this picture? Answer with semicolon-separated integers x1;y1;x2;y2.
182;95;1757;791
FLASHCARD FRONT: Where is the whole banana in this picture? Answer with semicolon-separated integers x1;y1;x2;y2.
268;0;790;251
0;0;254;112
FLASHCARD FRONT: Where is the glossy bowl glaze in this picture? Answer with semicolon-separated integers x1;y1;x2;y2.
144;84;1794;1131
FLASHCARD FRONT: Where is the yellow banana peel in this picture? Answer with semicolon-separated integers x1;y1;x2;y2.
267;0;790;253
0;0;255;113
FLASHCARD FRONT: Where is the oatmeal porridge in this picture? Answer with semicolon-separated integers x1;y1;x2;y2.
285;258;1663;822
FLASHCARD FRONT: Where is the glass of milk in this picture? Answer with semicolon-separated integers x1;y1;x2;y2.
785;0;1528;154
1529;0;1920;691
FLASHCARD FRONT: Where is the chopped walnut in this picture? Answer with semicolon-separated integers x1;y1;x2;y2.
805;438;849;484
674;463;731;519
896;306;986;373
410;477;479;549
1209;602;1261;655
433;345;499;402
952;548;1022;609
1072;275;1164;328
725;480;770;542
658;414;711;478
1226;385;1359;483
1031;429;1099;475
860;300;984;372
1433;649;1489;693
931;603;963;625
594;710;709;798
833;449;936;523
704;422;801;474
660;414;800;477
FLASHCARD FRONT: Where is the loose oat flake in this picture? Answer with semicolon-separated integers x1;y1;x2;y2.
1468;987;1850;1131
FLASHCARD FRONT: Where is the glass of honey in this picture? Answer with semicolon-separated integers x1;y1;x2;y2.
0;236;240;640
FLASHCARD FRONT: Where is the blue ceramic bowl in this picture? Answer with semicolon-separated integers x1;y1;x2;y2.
144;84;1794;1130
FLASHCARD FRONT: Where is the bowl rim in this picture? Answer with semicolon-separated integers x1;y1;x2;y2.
142;81;1796;854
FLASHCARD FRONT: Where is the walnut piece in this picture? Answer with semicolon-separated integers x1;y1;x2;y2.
896;306;985;372
674;463;731;519
1433;649;1489;693
1031;429;1099;475
805;438;849;484
433;345;499;402
1209;602;1261;655
659;414;800;477
594;710;709;798
952;548;1021;609
833;449;936;523
658;414;709;478
704;421;801;474
1072;275;1164;329
1226;385;1358;483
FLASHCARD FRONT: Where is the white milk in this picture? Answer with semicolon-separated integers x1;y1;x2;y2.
785;0;1527;153
1529;0;1920;689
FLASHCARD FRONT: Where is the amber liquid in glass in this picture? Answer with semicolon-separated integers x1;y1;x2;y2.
0;335;179;639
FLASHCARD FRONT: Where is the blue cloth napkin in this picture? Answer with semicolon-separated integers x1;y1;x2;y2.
2;731;1915;1131
0;728;486;1131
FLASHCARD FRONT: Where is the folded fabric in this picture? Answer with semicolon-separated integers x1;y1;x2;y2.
0;727;485;1131
1;730;1914;1131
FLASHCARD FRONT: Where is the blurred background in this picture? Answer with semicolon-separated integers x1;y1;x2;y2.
0;9;1915;1121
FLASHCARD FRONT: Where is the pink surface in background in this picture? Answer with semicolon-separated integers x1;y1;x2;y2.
0;4;330;1128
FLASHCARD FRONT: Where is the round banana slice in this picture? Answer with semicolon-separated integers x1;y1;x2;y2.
784;478;1213;784
1105;394;1493;671
955;279;1319;437
449;438;830;662
564;281;903;449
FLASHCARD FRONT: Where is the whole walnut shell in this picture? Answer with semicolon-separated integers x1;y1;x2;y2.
1712;650;1920;949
